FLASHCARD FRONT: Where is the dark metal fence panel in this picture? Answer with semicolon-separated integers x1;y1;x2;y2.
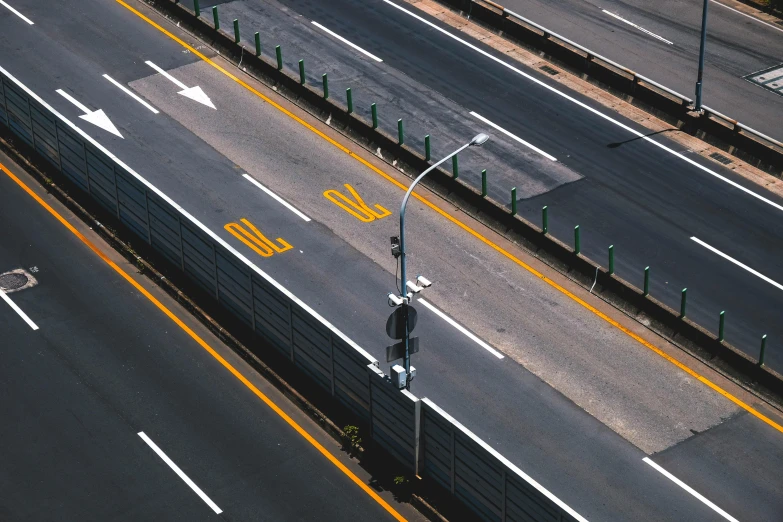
421;399;586;522
0;64;587;522
0;78;7;126
369;366;418;471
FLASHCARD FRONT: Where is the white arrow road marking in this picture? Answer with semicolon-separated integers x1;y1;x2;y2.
55;89;123;138
145;60;216;109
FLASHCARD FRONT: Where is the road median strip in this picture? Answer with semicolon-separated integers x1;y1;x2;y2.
139;0;783;413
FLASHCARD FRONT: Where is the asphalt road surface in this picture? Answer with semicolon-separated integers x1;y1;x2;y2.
2;0;783;520
243;0;783;374
0;152;414;521
495;0;783;141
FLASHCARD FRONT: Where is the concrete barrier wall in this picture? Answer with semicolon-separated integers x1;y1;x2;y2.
0;54;592;521
148;0;783;399
443;0;783;175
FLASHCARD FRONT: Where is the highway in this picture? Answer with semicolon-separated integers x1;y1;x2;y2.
215;0;783;373
1;0;783;520
496;0;783;141
0;152;414;520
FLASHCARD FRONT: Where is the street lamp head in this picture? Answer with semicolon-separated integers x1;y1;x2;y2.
470;133;489;146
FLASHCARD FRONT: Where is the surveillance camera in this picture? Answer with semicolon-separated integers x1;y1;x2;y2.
390;236;401;258
387;293;405;307
406;280;424;294
416;275;432;288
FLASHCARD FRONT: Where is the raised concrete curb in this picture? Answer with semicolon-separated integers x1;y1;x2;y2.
148;0;783;403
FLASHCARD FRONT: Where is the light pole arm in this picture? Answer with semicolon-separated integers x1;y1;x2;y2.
398;141;472;289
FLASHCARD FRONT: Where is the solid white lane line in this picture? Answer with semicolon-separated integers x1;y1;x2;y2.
381;0;783;214
138;432;222;515
710;0;783;34
643;458;739;522
103;74;160;114
242;174;311;222
0;1;33;25
470;111;557;161
0;290;39;330
601;10;674;45
145;60;188;90
311;21;384;62
418;298;504;359
0;63;376;365
691;236;783;291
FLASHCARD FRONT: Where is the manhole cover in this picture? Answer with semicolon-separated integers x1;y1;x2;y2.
0;269;37;293
744;63;783;97
0;272;28;291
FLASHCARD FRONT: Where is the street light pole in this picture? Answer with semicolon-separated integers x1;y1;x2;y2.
694;0;709;111
397;132;489;388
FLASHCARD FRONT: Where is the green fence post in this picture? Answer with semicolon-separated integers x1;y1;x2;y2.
511;187;517;216
298;59;305;85
397;119;404;145
542;205;548;234
718;311;725;342
212;6;219;30
679;288;687;318
759;334;767;366
452;155;458;179
275;45;282;70
481;169;487;197
643;266;650;296
574;225;581;255
254;32;261;56
346;88;353;113
608;245;615;275
424;134;430;161
234;19;240;44
371;103;378;129
194;0;200;17
322;74;328;99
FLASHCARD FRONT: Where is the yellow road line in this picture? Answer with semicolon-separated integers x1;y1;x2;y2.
118;0;783;435
0;159;407;522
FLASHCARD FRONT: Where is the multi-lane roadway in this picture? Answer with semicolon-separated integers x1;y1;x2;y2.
497;0;783;141
2;0;783;520
0;151;415;520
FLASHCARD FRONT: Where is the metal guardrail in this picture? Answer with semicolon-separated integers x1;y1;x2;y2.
476;0;782;153
0;57;588;521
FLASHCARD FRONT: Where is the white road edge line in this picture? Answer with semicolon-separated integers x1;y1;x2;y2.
138;432;223;515
710;0;783;34
242;174;311;222
311;21;384;62
601;10;674;45
418;298;504;359
0;1;34;25
470;111;557;161
381;0;783;214
691;236;783;291
103;74;160;114
642;457;739;522
0;289;39;330
0;63;377;365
